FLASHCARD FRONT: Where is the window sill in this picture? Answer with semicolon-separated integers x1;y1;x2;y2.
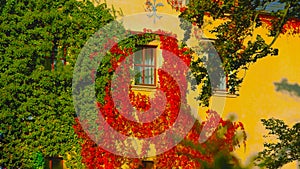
131;85;158;92
212;90;237;98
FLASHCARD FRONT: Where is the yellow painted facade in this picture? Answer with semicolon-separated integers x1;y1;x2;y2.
102;0;299;168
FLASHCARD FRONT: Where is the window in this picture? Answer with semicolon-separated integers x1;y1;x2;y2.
133;46;157;86
44;42;67;71
45;157;64;169
142;160;155;169
200;38;228;92
45;57;66;71
207;50;228;92
201;39;237;97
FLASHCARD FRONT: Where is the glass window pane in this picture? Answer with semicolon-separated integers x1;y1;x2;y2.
142;161;154;169
134;66;143;85
134;50;143;64
52;158;63;169
44;159;51;169
44;58;52;70
44;158;63;169
132;46;156;86
219;75;226;90
145;48;154;65
144;67;154;85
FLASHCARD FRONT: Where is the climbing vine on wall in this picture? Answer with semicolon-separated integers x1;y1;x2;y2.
167;0;300;106
73;29;246;168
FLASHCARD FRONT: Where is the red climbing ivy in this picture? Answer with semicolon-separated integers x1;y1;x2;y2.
73;29;246;168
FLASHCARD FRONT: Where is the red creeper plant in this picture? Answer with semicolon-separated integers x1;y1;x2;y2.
73;29;246;168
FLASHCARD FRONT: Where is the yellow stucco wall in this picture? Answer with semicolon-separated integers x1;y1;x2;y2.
104;0;300;168
223;33;300;167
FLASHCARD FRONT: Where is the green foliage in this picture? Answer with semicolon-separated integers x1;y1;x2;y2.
0;0;114;168
255;79;300;168
202;152;244;169
32;151;45;169
255;118;300;169
175;0;300;106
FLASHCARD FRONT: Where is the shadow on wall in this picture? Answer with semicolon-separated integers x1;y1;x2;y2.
274;78;300;98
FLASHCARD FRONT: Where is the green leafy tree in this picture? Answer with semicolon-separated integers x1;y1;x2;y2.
255;79;300;168
168;2;300;168
168;0;300;106
0;0;114;168
255;118;300;168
